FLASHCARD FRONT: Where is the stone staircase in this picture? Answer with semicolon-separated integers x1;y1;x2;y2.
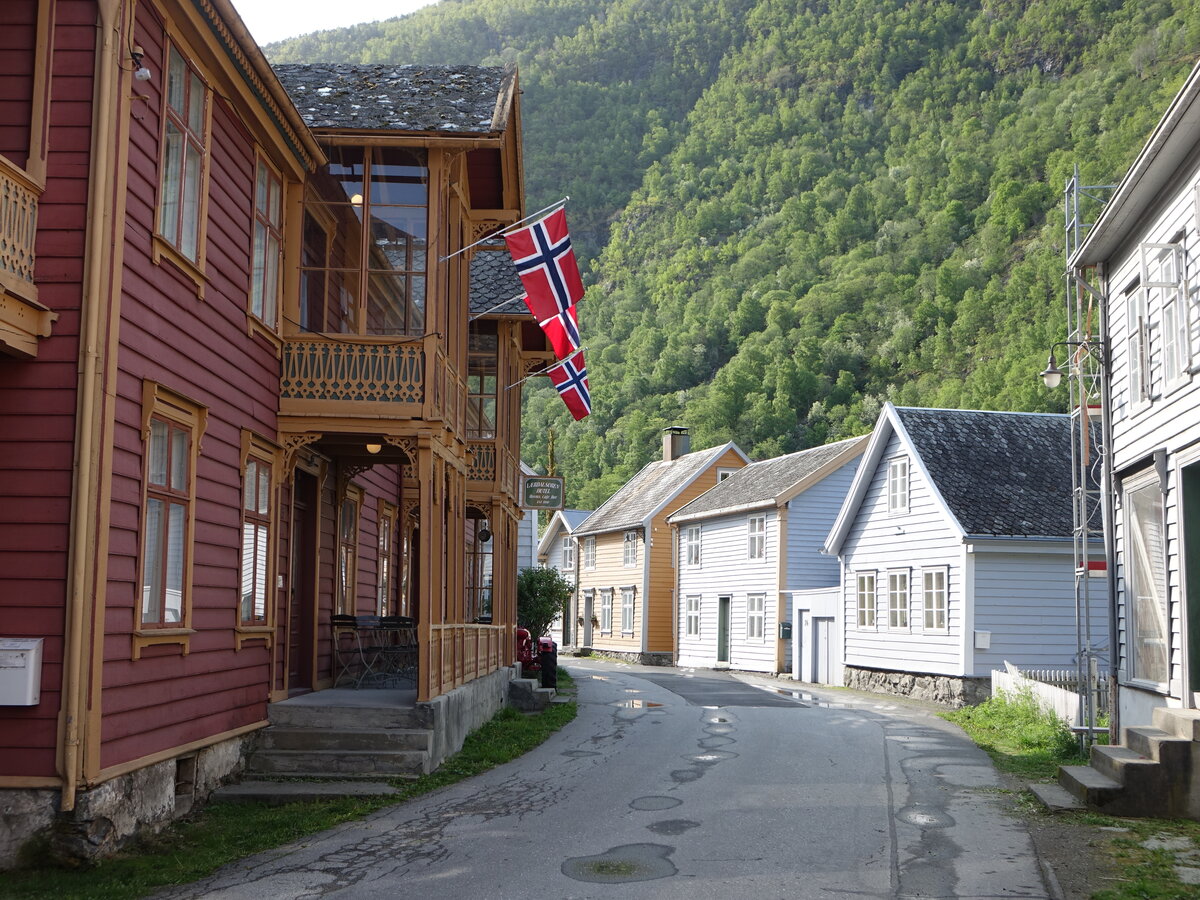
1037;707;1200;818
214;691;432;804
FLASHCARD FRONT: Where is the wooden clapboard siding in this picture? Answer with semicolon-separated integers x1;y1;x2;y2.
841;431;964;675
785;459;859;590
0;2;36;166
0;0;93;779
972;547;1100;675
581;530;641;652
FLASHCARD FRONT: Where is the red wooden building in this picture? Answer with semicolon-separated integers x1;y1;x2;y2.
0;0;543;866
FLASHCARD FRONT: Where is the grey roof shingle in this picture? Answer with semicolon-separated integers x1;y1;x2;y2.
893;407;1087;538
669;436;866;521
272;64;512;132
469;249;528;316
575;444;741;537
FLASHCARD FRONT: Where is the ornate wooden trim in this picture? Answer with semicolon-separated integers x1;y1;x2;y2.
282;432;322;473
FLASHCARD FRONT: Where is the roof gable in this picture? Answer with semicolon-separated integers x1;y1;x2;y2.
668;435;867;523
535;509;593;557
575;442;748;536
825;404;1077;554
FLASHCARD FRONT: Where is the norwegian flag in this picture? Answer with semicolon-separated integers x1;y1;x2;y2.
528;301;581;359
505;208;585;319
546;350;591;420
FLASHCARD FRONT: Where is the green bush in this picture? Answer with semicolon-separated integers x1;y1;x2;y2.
944;687;1083;779
516;566;573;639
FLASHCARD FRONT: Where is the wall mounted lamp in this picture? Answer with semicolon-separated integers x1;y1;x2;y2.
1039;339;1107;389
365;441;382;454
131;46;152;82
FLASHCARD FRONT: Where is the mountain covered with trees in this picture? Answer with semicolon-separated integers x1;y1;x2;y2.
269;0;1200;508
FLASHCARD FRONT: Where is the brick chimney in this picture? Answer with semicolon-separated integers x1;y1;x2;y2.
662;425;690;462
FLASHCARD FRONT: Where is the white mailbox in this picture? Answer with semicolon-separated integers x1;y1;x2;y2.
0;638;43;706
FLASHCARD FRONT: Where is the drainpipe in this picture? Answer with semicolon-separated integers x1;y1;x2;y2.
61;0;125;812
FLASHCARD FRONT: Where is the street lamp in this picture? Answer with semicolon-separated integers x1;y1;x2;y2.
1039;339;1106;390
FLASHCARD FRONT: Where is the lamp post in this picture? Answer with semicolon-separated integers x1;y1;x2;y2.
1039;335;1110;749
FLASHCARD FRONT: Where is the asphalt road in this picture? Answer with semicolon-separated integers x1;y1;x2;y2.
159;660;1053;899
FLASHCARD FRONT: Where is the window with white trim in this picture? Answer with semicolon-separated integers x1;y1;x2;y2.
600;588;613;633
621;587;635;633
1143;242;1187;394
337;485;361;615
747;515;765;560
856;572;876;628
747;593;765;640
887;457;909;514
685;595;700;638
1125;474;1169;685
922;568;947;631
685;525;701;567
561;534;575;570
583;535;596;570
887;570;909;630
623;530;638;567
157;44;209;265
377;501;396;615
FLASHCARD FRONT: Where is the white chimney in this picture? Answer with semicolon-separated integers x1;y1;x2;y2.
662;426;690;462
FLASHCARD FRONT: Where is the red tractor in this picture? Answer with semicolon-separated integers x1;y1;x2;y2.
515;628;558;688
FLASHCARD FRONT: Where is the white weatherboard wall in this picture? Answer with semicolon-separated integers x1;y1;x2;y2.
840;431;965;676
790;587;842;684
971;546;1105;675
1094;167;1200;725
786;459;859;590
676;509;780;672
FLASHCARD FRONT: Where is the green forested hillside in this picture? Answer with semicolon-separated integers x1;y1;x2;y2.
269;0;1200;509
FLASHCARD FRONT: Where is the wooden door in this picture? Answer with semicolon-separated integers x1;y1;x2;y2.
717;595;731;664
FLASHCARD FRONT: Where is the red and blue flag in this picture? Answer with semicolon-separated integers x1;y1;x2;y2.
505;207;585;320
546;350;591;420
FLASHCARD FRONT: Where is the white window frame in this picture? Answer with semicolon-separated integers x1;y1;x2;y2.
600;588;614;633
887;457;909;515
856;572;877;629
621;586;635;633
623;530;638;568
250;156;283;330
746;593;765;641
922;567;948;632
561;534;575;571
685;594;700;638
685;525;702;567
717;467;737;482
1143;242;1187;395
583;535;596;570
747;515;766;560
1123;471;1170;687
887;569;909;630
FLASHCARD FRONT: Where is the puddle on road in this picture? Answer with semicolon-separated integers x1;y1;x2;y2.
647;819;700;836
772;688;843;708
562;844;677;884
612;699;663;708
630;796;681;811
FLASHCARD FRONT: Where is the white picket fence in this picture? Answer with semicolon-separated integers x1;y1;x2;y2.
991;661;1108;725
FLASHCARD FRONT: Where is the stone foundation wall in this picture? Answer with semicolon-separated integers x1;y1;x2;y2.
843;666;991;708
580;649;672;666
0;732;253;870
420;665;513;770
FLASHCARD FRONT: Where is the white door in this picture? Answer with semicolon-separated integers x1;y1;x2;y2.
815;617;832;684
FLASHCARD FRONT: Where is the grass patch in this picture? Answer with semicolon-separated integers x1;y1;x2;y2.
941;687;1086;780
1065;814;1200;899
1;690;576;900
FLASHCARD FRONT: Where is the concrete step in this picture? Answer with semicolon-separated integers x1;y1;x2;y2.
257;726;431;753
1058;764;1121;807
1089;744;1159;788
212;780;406;805
1152;706;1200;742
247;748;430;778
509;677;556;712
268;703;422;731
1124;726;1193;769
1029;782;1086;813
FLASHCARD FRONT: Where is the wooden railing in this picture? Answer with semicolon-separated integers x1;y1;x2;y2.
425;623;504;699
280;335;467;431
0;161;37;299
466;440;519;500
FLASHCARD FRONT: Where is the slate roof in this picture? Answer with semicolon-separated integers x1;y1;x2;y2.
271;64;513;133
893;407;1083;538
574;443;743;537
470;249;528;316
669;436;867;522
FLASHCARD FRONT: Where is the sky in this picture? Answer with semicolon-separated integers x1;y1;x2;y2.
232;0;439;46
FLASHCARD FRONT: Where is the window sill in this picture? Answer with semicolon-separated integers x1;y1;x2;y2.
236;625;274;650
132;628;195;659
247;316;283;357
152;236;207;300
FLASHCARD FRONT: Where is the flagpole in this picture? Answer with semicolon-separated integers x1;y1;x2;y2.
503;347;587;391
439;196;570;262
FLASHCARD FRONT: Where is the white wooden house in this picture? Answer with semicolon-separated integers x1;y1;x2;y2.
535;508;592;645
668;437;866;677
1069;56;1200;739
824;404;1107;706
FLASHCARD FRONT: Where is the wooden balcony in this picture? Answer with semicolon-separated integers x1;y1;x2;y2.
280;334;466;435
0;160;54;359
466;439;518;499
